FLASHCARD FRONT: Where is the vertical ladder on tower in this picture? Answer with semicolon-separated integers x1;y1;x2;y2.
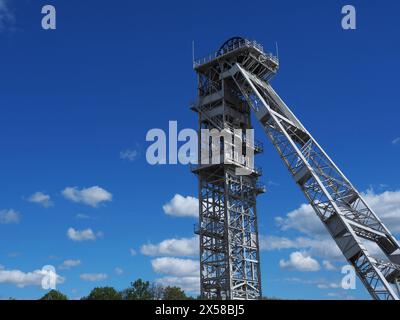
225;62;400;300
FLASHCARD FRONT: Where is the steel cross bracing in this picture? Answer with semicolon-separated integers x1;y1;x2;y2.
194;164;263;300
221;62;400;300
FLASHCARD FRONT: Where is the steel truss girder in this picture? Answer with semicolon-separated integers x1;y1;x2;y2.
229;63;400;300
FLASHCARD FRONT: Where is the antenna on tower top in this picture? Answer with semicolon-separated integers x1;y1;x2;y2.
192;40;195;65
275;41;279;61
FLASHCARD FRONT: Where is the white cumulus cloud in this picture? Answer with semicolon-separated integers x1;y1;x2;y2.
62;186;112;207
322;260;336;271
363;189;400;233
80;273;107;282
28;192;53;207
163;194;198;218
154;276;200;294
279;251;320;272
0;266;64;288
260;235;343;261
151;257;199;277
275;203;325;236
0;209;21;224
67;228;102;242
114;267;124;275
59;259;81;270
141;236;198;257
151;257;200;294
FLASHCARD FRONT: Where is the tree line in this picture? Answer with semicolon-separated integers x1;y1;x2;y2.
39;278;192;300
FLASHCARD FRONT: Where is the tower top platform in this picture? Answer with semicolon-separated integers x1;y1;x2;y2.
193;37;279;78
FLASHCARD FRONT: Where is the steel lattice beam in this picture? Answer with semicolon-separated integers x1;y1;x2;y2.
227;62;400;300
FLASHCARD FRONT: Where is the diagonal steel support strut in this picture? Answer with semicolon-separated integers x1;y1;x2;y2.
228;62;400;300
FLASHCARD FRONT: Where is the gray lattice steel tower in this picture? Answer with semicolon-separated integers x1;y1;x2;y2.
193;37;400;300
192;38;276;300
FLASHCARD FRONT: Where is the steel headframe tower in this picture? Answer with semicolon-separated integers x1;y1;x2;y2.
192;38;270;300
193;37;400;300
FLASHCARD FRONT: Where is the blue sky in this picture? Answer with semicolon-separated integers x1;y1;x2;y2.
1;0;400;300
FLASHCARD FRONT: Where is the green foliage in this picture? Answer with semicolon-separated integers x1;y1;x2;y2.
149;283;165;300
163;286;188;300
84;287;122;300
39;290;68;300
34;278;199;301
119;279;189;300
121;279;153;300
